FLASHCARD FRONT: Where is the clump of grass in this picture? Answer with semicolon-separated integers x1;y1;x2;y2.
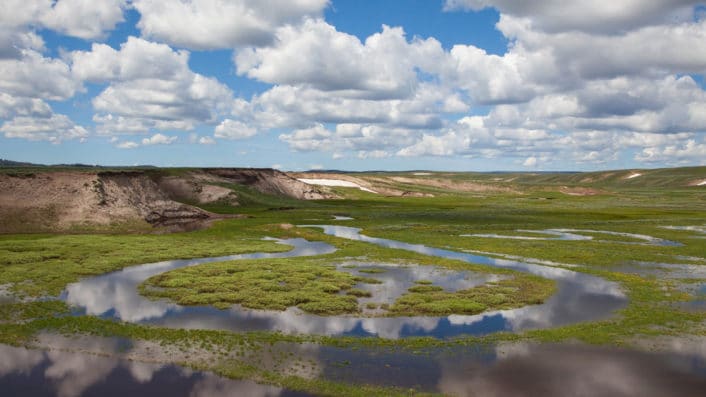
390;276;555;316
298;297;359;315
415;280;433;285
0;300;69;323
358;268;387;274
141;258;363;315
0;219;290;297
353;276;383;284
407;285;444;293
346;288;372;297
365;302;379;310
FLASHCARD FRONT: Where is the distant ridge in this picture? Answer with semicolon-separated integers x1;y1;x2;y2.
0;159;43;167
0;159;161;169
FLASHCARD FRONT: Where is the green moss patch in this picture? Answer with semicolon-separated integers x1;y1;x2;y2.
141;259;362;315
358;268;387;274
0;219;290;297
346;288;373;297
390;276;555;316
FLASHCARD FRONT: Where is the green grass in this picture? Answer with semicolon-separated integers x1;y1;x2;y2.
140;251;552;316
354;276;384;285
0;219;290;297
142;258;361;314
347;288;373;298
357;268;387;274
390;276;555;316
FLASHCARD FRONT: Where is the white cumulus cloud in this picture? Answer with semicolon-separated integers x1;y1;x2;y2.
214;119;258;139
0;0;127;40
1;114;88;143
443;0;698;33
141;133;177;145
133;0;329;49
71;37;234;135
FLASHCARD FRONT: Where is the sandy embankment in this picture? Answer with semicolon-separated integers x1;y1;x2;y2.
0;169;333;233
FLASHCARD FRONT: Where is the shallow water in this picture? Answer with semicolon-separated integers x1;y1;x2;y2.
463;228;682;246
338;262;501;312
62;238;336;323
63;226;626;339
612;261;706;279
662;225;706;234
609;261;706;311
307;226;627;337
0;344;308;397
680;283;706;311
317;341;706;396
0;283;15;303
12;335;706;397
465;229;591;241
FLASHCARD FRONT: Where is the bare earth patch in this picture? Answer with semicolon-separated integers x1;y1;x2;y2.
0;172;209;232
559;186;604;196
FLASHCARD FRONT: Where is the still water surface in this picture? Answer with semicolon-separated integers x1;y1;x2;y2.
63;226;626;338
0;344;308;397
3;339;706;397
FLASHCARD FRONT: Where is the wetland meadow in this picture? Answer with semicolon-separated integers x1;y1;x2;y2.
1;166;705;396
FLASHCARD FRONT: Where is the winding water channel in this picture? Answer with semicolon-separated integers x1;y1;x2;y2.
463;228;682;246
62;225;626;338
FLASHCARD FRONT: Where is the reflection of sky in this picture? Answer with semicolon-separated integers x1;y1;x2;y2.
63;225;626;339
435;342;706;397
337;261;503;307
464;229;591;241
63;238;336;322
316;338;706;395
0;283;16;303
4;335;706;396
612;262;706;279
662;225;706;235
463;228;681;246
307;226;626;337
0;343;285;397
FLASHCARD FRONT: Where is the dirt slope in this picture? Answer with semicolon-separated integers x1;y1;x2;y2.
204;169;334;199
291;172;434;197
0;171;212;232
156;175;238;205
0;168;335;233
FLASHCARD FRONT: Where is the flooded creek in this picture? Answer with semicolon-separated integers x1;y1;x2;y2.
63;225;625;338
463;228;682;246
337;262;502;314
317;341;706;396
0;343;309;397
4;337;706;397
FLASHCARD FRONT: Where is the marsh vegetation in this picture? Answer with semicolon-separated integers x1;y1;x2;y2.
1;166;705;395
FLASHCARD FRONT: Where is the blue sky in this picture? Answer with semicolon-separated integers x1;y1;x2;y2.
1;0;705;171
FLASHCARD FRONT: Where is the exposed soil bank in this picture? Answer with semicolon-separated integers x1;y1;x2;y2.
0;168;331;233
204;168;333;200
0;171;208;232
291;172;434;197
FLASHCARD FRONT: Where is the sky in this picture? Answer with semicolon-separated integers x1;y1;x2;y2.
1;0;705;171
